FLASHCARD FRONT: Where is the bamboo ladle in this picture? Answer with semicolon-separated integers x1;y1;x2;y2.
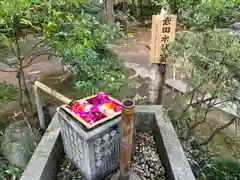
34;81;72;105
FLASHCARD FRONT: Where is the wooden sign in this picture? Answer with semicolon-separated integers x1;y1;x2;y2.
149;14;177;64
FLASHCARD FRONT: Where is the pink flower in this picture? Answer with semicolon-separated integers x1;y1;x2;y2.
70;92;122;124
97;92;108;99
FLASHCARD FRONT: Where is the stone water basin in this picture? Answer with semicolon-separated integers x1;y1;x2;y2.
57;131;165;180
20;105;195;180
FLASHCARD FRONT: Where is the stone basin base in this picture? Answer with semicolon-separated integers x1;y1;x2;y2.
110;170;141;180
20;105;195;180
57;131;165;180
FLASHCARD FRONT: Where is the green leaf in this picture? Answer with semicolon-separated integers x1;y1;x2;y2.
20;19;32;26
0;34;11;46
0;82;18;100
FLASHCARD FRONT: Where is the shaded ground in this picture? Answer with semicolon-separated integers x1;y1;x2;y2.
115;26;151;67
0;54;64;86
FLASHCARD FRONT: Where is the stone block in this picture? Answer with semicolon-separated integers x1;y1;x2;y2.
57;108;136;180
20;113;64;180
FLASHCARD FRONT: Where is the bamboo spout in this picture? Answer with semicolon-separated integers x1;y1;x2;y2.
34;81;72;105
120;98;135;180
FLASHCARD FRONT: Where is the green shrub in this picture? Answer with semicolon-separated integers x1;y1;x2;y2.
42;0;125;96
167;28;240;180
138;0;240;30
200;156;240;180
167;29;240;83
179;0;240;30
48;8;124;95
0;0;125;98
162;0;240;30
0;82;18;101
0;155;21;180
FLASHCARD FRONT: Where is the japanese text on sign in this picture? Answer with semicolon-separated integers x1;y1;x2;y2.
161;16;172;44
149;15;177;64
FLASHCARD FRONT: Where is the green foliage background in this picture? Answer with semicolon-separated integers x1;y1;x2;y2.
0;0;126;97
145;0;240;30
167;24;240;180
176;0;240;30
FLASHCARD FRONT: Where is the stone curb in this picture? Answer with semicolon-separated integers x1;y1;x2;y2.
20;113;64;180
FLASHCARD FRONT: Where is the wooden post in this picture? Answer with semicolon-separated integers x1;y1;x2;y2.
147;8;177;105
33;85;46;130
157;12;176;104
157;63;167;104
147;11;165;104
120;99;135;180
147;64;161;104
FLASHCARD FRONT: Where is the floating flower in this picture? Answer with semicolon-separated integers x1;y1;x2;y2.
76;105;85;111
96;92;108;99
84;104;93;112
78;100;89;106
114;104;122;112
70;92;122;124
80;112;95;123
104;102;115;109
71;102;81;112
99;103;115;115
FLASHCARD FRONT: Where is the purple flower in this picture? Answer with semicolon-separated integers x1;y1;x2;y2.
96;92;108;99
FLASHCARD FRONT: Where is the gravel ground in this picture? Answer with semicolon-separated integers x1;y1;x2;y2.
57;132;166;180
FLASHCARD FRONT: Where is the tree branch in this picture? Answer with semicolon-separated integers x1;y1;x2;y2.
0;69;17;72
10;44;18;58
191;104;213;131
179;91;195;122
199;117;236;146
211;98;234;107
24;38;46;58
189;96;216;107
14;31;21;61
26;51;51;65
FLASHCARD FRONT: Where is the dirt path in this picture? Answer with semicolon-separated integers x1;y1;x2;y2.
0;55;64;85
0;37;64;85
115;26;151;67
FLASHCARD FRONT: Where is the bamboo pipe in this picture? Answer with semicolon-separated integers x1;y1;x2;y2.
120;98;135;180
34;81;72;105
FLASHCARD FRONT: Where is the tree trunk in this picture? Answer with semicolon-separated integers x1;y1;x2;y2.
131;0;136;17
106;0;114;25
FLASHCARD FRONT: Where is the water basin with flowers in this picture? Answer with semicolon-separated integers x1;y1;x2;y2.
61;92;122;129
